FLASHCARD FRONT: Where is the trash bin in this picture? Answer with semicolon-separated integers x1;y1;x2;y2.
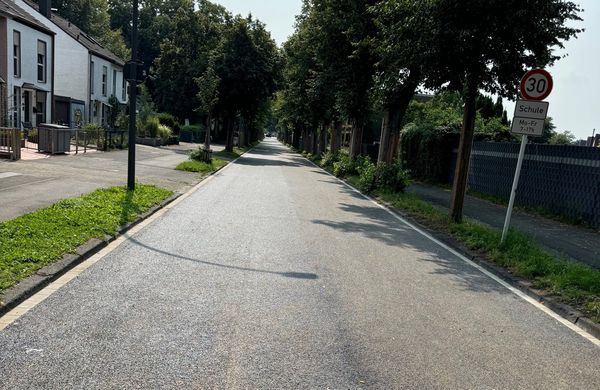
38;124;72;154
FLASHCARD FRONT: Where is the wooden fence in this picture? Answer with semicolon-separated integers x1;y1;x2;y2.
0;128;21;160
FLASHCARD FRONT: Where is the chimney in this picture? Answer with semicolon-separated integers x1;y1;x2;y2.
39;0;52;18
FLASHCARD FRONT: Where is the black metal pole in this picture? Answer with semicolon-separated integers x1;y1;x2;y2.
127;0;139;191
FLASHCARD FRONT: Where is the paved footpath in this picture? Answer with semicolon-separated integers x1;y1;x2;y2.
0;139;598;389
0;143;223;222
409;183;600;270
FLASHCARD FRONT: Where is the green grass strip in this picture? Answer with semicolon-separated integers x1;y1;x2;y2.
176;158;227;174
0;184;172;293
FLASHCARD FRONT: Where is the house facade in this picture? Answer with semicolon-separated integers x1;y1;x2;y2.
0;0;54;128
16;0;127;128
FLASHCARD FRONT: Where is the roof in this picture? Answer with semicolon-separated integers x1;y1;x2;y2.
0;0;53;34
22;0;125;66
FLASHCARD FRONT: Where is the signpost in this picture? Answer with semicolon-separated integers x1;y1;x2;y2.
501;70;553;243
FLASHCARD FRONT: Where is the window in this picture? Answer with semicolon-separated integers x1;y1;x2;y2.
102;66;107;96
113;69;117;96
122;76;126;101
90;61;95;94
36;92;47;125
13;31;21;77
37;40;47;82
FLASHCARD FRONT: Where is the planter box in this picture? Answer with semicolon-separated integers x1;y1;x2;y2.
137;137;163;147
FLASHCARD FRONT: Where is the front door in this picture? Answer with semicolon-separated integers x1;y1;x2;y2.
22;91;31;126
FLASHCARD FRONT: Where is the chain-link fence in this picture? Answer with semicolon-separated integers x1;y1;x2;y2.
464;142;600;228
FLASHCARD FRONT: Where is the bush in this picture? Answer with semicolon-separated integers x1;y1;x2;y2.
358;158;377;193
332;153;353;177
190;146;212;163
158;124;172;140
374;160;411;193
320;151;339;168
180;124;204;143
357;158;411;194
144;117;160;138
156;113;181;135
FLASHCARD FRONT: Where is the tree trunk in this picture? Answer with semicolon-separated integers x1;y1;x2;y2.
204;112;211;150
302;127;310;152
319;124;327;154
450;77;478;223
349;119;364;158
378;80;419;163
311;128;319;155
330;121;341;153
225;116;234;152
292;127;301;149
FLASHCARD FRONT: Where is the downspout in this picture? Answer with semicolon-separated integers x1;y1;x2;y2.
51;32;55;123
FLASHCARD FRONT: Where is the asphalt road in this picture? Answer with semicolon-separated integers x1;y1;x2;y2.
0;139;598;389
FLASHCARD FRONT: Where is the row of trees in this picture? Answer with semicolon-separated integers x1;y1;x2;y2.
46;0;281;152
276;0;582;222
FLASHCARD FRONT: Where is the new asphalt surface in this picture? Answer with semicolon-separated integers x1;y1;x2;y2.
0;139;598;388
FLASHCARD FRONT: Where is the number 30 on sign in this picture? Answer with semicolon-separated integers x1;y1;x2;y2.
520;69;553;101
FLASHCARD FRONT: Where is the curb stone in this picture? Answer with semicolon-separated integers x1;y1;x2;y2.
291;145;600;342
0;193;181;317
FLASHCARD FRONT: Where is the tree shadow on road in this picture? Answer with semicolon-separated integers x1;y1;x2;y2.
311;202;509;295
127;236;318;280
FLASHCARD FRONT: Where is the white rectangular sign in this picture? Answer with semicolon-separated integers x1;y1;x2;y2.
511;117;545;137
514;100;549;120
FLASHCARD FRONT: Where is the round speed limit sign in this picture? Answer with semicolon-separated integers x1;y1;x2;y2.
520;69;553;101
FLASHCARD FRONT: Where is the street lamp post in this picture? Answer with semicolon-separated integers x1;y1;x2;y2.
127;0;139;191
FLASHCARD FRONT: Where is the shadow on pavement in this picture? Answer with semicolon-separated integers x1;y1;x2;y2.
127;236;318;280
312;202;509;295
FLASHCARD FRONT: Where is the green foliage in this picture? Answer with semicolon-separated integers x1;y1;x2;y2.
400;123;460;183
189;146;212;162
0;184;172;292
156;113;179;130
107;95;121;129
332;153;354;178
143;117;160;138
49;0;129;60
116;112;128;131
549;131;576;145
157;124;173;140
357;158;411;194
180;125;204;142
175;159;226;174
137;84;157;126
320;150;340;168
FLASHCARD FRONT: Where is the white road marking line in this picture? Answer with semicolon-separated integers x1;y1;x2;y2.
304;153;600;347
0;153;245;331
0;172;21;179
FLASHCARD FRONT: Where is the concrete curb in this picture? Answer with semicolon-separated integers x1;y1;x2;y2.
291;145;600;342
0;192;181;318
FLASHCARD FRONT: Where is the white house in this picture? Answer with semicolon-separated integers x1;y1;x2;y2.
16;0;127;127
0;0;54;128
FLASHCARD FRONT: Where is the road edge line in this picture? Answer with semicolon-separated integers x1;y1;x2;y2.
293;145;600;347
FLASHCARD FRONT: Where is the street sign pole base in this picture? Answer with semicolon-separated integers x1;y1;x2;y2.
502;134;528;243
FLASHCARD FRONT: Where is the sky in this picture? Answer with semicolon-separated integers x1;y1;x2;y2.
215;0;599;141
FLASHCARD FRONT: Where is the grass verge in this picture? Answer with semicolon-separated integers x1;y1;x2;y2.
176;159;227;174
0;184;172;294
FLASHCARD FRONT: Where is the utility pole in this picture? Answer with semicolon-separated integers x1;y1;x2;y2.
127;0;139;191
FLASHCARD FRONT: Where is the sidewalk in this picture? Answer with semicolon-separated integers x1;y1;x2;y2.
0;143;223;222
409;183;600;270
